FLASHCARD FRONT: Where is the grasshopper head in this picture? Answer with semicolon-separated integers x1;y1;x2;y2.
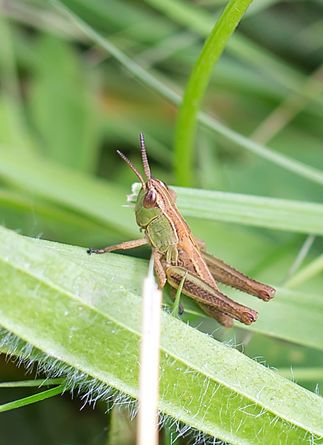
117;133;176;228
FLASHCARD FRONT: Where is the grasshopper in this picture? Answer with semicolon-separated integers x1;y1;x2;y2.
88;134;275;327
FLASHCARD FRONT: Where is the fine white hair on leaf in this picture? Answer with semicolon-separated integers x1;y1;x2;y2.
0;326;291;445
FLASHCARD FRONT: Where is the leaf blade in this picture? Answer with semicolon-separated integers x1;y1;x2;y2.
0;226;323;443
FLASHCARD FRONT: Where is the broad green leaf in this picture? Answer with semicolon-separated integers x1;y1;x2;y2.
26;224;323;351
0;226;323;444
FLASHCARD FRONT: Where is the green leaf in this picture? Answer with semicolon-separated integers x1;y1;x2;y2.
0;385;65;413
0;151;322;239
174;186;323;235
0;226;323;443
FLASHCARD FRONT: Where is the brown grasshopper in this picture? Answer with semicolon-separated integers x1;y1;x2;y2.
88;134;275;327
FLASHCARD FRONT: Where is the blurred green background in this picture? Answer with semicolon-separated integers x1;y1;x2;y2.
0;0;323;444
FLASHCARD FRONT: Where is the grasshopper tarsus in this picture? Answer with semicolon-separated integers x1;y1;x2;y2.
259;287;275;301
241;310;258;325
87;247;105;255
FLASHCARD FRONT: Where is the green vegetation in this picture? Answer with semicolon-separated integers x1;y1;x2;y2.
0;1;323;444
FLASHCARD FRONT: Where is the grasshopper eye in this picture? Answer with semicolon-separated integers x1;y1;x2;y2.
143;189;157;208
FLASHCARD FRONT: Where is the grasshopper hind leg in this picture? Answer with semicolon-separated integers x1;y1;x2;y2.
166;265;258;326
202;251;275;302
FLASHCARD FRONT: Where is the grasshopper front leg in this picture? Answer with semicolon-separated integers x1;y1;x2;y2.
152;250;167;289
87;238;148;255
166;266;258;325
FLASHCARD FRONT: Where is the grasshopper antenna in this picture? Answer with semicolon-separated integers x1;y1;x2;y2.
117;150;146;188
139;133;151;179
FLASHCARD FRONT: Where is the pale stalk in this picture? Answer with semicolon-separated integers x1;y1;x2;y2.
137;256;162;445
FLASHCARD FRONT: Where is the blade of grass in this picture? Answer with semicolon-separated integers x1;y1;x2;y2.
173;185;323;235
54;2;323;188
0;385;65;413
144;0;323;109
1;226;323;443
0;189;122;247
1;152;323;236
174;0;253;185
284;254;323;289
